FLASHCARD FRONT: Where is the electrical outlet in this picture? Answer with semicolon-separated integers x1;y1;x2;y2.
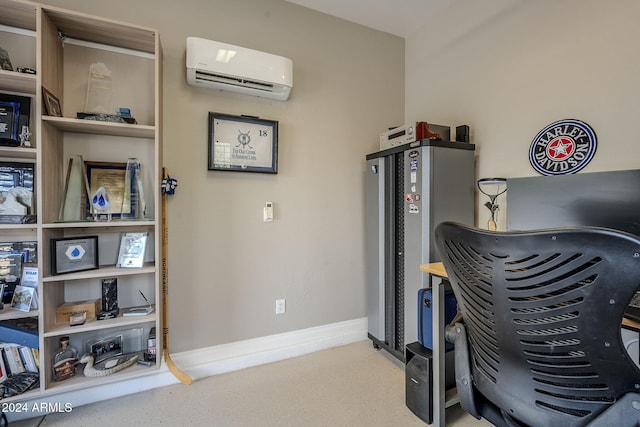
275;298;285;314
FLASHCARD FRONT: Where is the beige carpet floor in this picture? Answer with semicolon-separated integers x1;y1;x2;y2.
9;340;490;426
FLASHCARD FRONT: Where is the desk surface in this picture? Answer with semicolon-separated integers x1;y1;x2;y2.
419;262;447;278
419;262;640;331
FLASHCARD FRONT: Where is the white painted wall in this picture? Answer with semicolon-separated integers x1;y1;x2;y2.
406;0;640;229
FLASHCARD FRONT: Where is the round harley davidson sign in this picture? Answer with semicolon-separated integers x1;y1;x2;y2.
529;119;597;175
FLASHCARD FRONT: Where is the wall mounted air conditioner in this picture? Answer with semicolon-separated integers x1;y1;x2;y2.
186;37;293;101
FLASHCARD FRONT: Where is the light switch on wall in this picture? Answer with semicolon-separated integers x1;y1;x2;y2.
263;202;273;222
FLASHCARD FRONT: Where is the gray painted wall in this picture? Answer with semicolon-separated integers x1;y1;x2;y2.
41;0;405;352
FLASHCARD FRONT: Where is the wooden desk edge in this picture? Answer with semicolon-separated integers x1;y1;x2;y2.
623;317;640;331
420;262;447;278
420;263;640;330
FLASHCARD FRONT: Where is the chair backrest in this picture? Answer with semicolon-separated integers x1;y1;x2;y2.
434;222;640;426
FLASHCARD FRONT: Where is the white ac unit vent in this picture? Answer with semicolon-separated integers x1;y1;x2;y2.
186;37;293;101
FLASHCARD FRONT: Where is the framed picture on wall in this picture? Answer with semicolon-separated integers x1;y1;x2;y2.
208;112;278;173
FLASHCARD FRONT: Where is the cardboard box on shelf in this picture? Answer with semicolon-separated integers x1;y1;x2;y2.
55;299;101;323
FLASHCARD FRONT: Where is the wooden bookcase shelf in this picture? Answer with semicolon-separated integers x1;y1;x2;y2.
41;116;156;139
41;263;156;283
0;0;162;401
0;69;36;94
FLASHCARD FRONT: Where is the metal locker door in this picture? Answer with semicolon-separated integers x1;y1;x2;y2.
365;157;385;342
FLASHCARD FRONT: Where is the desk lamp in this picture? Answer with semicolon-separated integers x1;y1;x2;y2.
477;178;507;231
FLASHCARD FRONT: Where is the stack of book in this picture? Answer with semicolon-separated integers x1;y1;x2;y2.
0;343;39;381
0;317;39;382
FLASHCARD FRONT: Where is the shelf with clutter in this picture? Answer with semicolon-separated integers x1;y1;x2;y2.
0;0;162;399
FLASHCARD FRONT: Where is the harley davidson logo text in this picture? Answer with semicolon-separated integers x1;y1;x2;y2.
529;119;597;176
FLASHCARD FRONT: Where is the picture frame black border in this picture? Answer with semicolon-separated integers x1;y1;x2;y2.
208;112;278;174
50;235;99;276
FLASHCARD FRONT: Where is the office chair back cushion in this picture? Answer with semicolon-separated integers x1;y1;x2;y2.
435;222;640;426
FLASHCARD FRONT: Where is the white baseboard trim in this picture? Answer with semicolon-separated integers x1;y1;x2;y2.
9;317;368;422
171;316;368;380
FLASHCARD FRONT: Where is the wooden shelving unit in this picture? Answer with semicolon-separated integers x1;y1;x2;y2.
0;0;162;400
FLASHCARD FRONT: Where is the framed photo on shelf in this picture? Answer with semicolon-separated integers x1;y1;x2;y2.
208;112;278;173
10;285;34;312
51;236;99;275
88;334;123;364
85;161;137;218
116;232;148;268
42;87;62;117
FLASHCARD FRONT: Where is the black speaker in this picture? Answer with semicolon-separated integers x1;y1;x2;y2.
455;125;470;143
405;342;455;424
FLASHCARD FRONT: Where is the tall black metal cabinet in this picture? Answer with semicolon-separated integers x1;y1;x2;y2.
365;140;475;360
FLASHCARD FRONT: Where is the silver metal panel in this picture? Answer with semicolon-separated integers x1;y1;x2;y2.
402;147;424;345
366;141;475;358
365;157;385;340
402;145;475;345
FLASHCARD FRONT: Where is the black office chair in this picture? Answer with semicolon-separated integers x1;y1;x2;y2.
434;222;640;427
